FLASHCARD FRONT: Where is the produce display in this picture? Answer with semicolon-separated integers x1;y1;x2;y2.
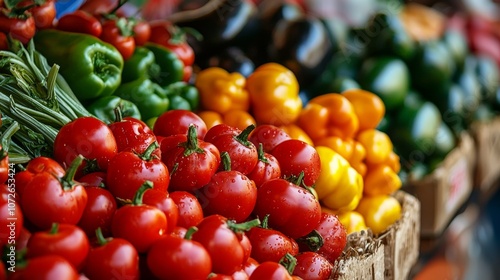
0;0;499;279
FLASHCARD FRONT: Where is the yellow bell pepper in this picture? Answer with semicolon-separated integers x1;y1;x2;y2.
356;194;402;235
197;111;223;130
297;93;359;141
337;211;368;234
363;164;402;196
314;136;354;163
315;146;364;213
195;67;250;114
279;124;314;146
356;129;393;165
246;63;302;126
197;109;256;131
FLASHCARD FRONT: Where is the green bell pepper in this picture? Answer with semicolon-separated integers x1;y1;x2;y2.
164;81;200;111
144;43;184;87
114;77;170;121
121;46;160;84
86;96;142;124
33;29;124;102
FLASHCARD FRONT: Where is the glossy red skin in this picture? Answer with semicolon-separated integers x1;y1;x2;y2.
246;226;299;263
248;124;291;153
314;212;347;264
292;252;333;280
100;19;136;60
0;15;35;44
12;170;33;198
243;257;259;277
77;187;117;238
0;32;8;50
78;171;107;188
169;191;203;228
253;178;321;239
15;156;65;197
21;173;88;230
56;10;102;37
169;226;187;238
270;139;321;186
148;21;195;66
143;189;179;233
78;0;116;15
0;147;8;184
247;151;281;187
160;133;220;191
248;262;292;280
108;117;160;157
16;255;80;280
53;116;118;176
153;109;207;138
133;20;151;46
111;203;167;253
147;235;212;280
29;0;56;29
0;187;23;247
26;224;90;270
106;151;169;200
204;124;259;175
191;215;246;275
199;170;257;222
83;237;140;280
240;233;252;263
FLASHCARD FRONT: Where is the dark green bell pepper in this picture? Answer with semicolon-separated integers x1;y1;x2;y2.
121;46;161;84
33;29;124;102
144;43;184;87
86;96;142;124
114;77;169;121
164;81;200;111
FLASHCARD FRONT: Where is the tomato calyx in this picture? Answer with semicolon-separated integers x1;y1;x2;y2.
179;125;205;156
221;151;231;171
278;252;297;275
183;226;198;240
59;154;84;191
167;24;202;45
256;143;269;164
296;229;324;252
285;171;316;197
95;227;110;246
234;124;255;148
131;180;153;206
137;141;160;161
226;218;260;234
48;222;59;234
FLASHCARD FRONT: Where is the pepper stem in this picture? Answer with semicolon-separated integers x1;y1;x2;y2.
184;226;198;240
132;181;153;206
257;143;269;164
138;141;159;161
95;228;109;246
261;214;270;229
49;223;59;234
227;218;260;233
221;151;231;171
60;155;84;191
234;124;255;147
182;125;204;156
113;106;123;123
279;253;297;275
297;229;324;252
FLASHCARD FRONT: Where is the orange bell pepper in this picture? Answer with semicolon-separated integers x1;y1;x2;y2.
342;88;385;131
297;93;359;141
246;63;302;126
279;124;314;146
314;136;354;162
363;164;402;196
222;110;257;131
356;129;393;165
197;111;223;130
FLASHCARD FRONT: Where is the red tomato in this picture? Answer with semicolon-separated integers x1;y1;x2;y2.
56;10;102;37
0;186;23;247
199;159;257;222
77;186;117;238
0;15;35;44
240;233;252;263
246;225;299;263
14;157;65;198
153;109;207;138
160;125;220;192
0;32;8;50
83;229;140;280
253;178;322;239
100;19;136;60
78;0;116;15
21;156;88;230
53;116;118;177
292;252;333;280
248;262;293;280
313;212;347;264
204;124;259;175
108;116;160;157
15;255;79;280
148;21;195;66
0;146;7;184
78;171;107;188
270;139;321;186
248;124;291;153
191;215;247;275
169;191;204;228
133;20;151;46
170;226;187;238
16;226;31;251
29;0;56;29
243;257;259;277
147;235;212;280
111;182;168;253
106;142;169;200
26;223;90;270
143;189;179;233
247;143;281;187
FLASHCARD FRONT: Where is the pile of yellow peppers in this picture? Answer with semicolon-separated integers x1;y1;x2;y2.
194;63;402;235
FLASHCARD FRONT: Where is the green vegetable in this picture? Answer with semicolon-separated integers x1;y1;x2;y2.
164;81;199;111
144;42;184;87
114;77;169;121
86;95;142;124
121;46;160;84
33;29;124;102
